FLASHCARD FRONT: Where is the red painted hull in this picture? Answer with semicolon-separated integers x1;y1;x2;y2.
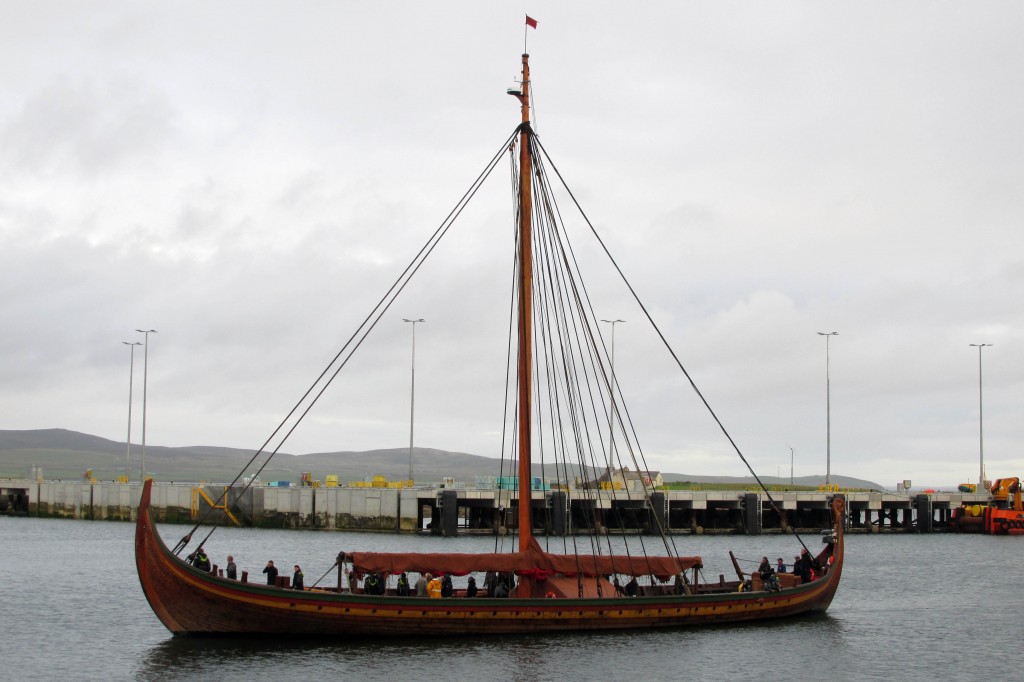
135;480;845;636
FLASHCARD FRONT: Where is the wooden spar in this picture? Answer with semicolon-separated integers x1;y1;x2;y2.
516;53;534;552
728;551;745;582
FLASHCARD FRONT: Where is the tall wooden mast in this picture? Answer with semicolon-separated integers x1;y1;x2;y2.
515;53;534;551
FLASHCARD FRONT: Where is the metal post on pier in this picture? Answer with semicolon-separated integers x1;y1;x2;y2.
403;318;425;486
969;343;992;493
122;341;142;482
136;329;157;481
817;331;838;486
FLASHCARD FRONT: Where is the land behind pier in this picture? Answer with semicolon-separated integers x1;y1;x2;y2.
1;428;883;491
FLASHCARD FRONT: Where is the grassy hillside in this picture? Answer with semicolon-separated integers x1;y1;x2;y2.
0;428;885;490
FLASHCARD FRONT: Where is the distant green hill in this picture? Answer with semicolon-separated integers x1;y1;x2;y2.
0;428;884;491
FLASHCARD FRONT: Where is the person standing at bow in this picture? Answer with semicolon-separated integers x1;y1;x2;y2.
263;560;279;586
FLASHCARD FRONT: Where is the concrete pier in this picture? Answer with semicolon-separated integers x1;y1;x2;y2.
0;478;992;535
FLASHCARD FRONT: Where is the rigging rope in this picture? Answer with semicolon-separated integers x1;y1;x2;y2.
176;114;818;576
174;126;521;555
533;136;813;556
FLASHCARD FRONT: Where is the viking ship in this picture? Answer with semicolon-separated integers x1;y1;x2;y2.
136;47;846;636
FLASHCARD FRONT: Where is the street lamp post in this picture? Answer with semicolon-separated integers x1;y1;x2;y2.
817;331;838;487
600;319;625;479
136;329;157;481
122;341;142;482
969;343;992;493
403;319;425;484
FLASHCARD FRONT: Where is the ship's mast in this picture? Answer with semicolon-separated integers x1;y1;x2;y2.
515;53;534;552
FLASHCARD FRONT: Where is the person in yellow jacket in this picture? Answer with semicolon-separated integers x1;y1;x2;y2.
426;573;442;598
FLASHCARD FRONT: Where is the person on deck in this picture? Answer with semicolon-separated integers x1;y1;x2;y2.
440;573;453;598
776;558;786;574
466;575;478;598
415;573;428;597
292;565;304;590
758;557;773;580
226;555;237;580
797;549;812;583
484;571;497;597
625;577;639;597
673;574;685;595
427;574;442;598
189;547;211;572
364;571;382;595
396;572;411;596
263;560;279;586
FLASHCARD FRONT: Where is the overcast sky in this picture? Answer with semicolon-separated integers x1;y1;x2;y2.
2;1;1022;488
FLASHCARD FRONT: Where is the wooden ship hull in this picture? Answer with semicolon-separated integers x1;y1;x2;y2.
135;479;845;636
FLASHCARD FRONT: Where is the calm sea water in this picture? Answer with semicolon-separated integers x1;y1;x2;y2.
1;516;1019;681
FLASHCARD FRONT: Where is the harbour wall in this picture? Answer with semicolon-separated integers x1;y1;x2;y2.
0;479;991;535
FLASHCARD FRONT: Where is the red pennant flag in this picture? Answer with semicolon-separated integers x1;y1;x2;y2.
526;15;538;29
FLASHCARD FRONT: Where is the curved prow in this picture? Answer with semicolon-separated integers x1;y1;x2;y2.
813;495;846;609
135;478;187;633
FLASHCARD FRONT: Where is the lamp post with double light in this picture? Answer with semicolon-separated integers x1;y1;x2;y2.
403;319;425;484
600;319;625;480
817;331;838;487
122;341;142;482
969;343;992;493
136;329;157;481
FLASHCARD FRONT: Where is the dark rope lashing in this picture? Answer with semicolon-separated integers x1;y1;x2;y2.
534;142;680;574
532;135;818;553
532;207;583;555
523;131;604;575
496;142;522;554
171;532;193;555
536;145;673;577
527;139;634;563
